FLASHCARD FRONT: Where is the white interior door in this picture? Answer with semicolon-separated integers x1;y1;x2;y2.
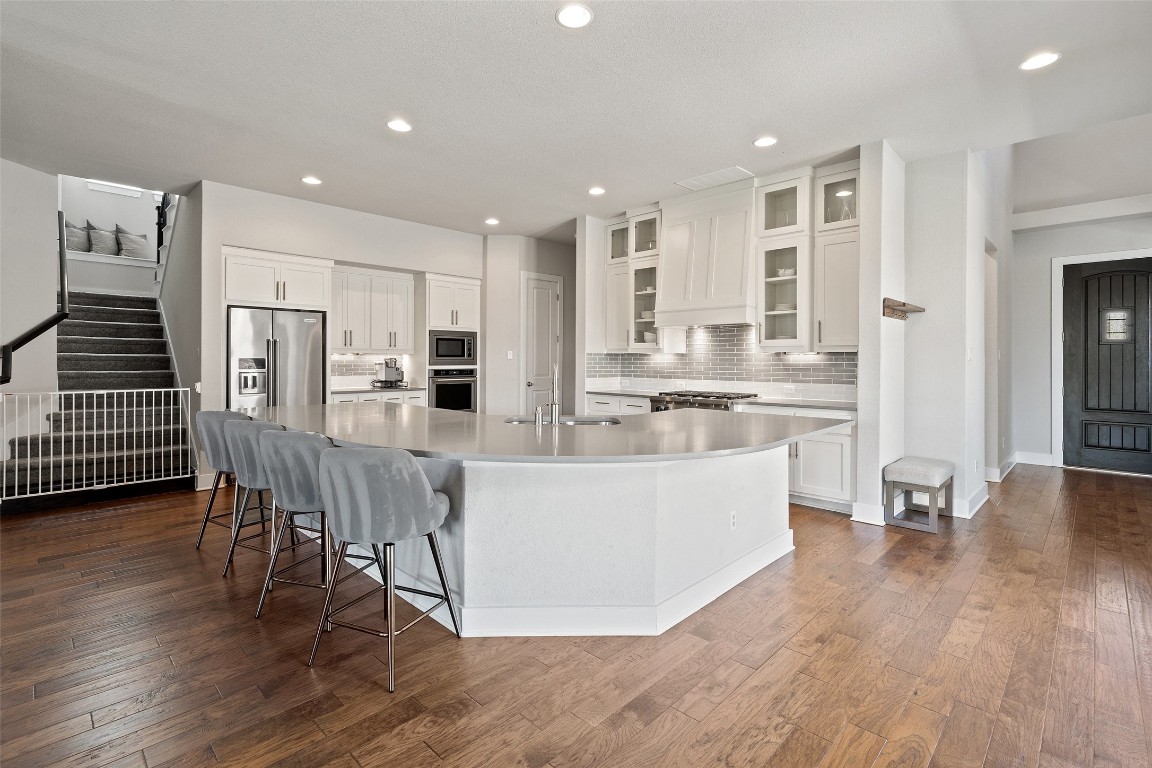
523;274;561;413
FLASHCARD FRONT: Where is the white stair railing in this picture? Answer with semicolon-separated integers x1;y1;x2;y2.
1;388;194;499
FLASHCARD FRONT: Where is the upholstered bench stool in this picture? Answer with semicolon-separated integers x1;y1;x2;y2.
883;457;955;534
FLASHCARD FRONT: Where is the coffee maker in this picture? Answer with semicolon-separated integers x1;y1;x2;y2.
371;358;406;389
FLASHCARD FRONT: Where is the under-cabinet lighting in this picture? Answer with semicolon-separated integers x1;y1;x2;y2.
835;190;853;197
301;176;322;185
1019;52;1060;70
556;4;593;28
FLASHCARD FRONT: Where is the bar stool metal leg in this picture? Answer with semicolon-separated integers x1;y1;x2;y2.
195;470;224;549
309;541;348;666
223;487;252;576
256;503;294;617
383;543;396;693
427;531;461;637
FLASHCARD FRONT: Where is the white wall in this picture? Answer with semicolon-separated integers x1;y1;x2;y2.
159;184;203;407
66;257;155;296
60;175;158;242
574;215;606;414
853;141;906;523
483;235;576;415
197;181;485;428
1;159;60;393
1011;214;1152;458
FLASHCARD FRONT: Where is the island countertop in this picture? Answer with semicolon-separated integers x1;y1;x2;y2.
241;402;853;464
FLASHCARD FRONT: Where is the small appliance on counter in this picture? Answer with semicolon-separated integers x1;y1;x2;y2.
371;358;407;389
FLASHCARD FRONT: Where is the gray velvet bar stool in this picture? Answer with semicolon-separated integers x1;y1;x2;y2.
194;410;251;549
221;419;284;576
255;430;343;618
310;447;461;691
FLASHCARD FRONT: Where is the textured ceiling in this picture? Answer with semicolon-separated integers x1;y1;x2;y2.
2;1;1151;241
1012;112;1152;213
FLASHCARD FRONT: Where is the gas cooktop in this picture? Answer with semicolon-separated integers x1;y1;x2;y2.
658;390;757;400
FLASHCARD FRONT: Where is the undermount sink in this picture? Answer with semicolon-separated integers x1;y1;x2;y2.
505;416;621;426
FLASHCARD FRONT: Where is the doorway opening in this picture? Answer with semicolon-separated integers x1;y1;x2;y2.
1060;255;1152;474
520;272;563;415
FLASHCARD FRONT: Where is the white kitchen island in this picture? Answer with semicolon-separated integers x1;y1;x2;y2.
241;403;852;636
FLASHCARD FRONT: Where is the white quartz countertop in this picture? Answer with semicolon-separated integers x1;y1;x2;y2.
330;386;426;394
241;402;853;463
586;389;857;412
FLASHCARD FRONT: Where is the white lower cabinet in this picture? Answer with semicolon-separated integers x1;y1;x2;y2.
330;390;426;406
586;394;651;415
735;404;855;505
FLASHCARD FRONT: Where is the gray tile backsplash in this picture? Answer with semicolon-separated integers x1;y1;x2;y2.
331;355;391;377
587;325;857;385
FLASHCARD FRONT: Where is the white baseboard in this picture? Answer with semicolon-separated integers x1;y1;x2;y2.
957;483;989;519
851;502;885;526
1013;451;1056;467
791;493;852;514
379;530;795;637
986;456;1017;483
196;472;217;491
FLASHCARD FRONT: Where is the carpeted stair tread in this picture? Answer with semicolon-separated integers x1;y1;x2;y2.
57;336;168;355
58;320;163;340
58;371;175;391
9;426;189;459
48;406;183;432
2;451;192;493
54;391;186;411
57;353;172;372
61;292;157;310
67;305;161;325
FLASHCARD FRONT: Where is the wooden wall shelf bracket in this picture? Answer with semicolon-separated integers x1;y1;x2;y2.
883;297;925;321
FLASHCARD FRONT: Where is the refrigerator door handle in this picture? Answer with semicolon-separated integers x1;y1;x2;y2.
272;338;280;406
266;338;275;406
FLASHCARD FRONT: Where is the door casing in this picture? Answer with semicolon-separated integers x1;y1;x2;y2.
1050;248;1152;467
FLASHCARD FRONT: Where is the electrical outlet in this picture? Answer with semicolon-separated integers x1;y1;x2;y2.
974;459;980;473
730;511;737;531
506;350;514;360
620;379;631;388
1001;437;1006;449
784;385;797;393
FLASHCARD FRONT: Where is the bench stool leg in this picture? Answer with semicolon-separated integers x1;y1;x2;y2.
884;480;896;525
927;487;940;534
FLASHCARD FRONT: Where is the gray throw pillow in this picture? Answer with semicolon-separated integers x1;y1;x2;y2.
65;224;89;252
116;225;151;260
87;221;119;255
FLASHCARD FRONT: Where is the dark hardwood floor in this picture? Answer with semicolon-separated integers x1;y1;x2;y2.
2;464;1151;767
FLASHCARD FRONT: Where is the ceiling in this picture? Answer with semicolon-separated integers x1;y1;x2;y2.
3;2;1151;242
1012;112;1152;213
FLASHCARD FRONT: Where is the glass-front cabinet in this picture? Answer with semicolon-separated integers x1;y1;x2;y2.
757;235;812;351
630;258;659;349
607;221;629;263
628;210;661;259
816;168;859;233
755;175;811;239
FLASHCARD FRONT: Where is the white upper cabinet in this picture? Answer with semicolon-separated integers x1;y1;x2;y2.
757;235;812;351
815;163;860;233
606;221;629;264
332;269;414;353
224;248;332;311
605;264;630;352
628;209;661;259
813;231;859;351
369;275;414;353
755;173;812;239
426;275;481;331
656;187;755;327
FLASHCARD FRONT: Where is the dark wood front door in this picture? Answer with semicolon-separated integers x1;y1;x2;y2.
1063;258;1152;474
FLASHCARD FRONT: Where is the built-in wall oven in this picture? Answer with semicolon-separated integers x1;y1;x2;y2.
429;330;477;366
428;368;477;412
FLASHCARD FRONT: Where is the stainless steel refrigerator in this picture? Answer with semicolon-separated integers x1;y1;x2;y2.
228;307;325;409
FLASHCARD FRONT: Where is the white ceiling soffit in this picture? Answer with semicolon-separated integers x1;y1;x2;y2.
2;1;1151;242
1012;112;1152;214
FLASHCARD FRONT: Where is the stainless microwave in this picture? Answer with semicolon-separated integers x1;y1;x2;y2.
428;330;477;366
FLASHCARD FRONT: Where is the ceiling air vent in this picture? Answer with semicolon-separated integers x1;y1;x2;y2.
675;166;754;192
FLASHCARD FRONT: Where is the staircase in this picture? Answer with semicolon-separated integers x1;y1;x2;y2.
2;291;193;499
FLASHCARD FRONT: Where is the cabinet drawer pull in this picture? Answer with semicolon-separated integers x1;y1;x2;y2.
625;404;643;409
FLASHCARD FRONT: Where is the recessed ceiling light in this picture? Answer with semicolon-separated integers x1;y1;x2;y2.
485;218;500;226
301;176;322;185
387;118;412;132
1019;52;1060;70
588;186;606;196
556;3;592;28
835;190;853;197
752;136;778;148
